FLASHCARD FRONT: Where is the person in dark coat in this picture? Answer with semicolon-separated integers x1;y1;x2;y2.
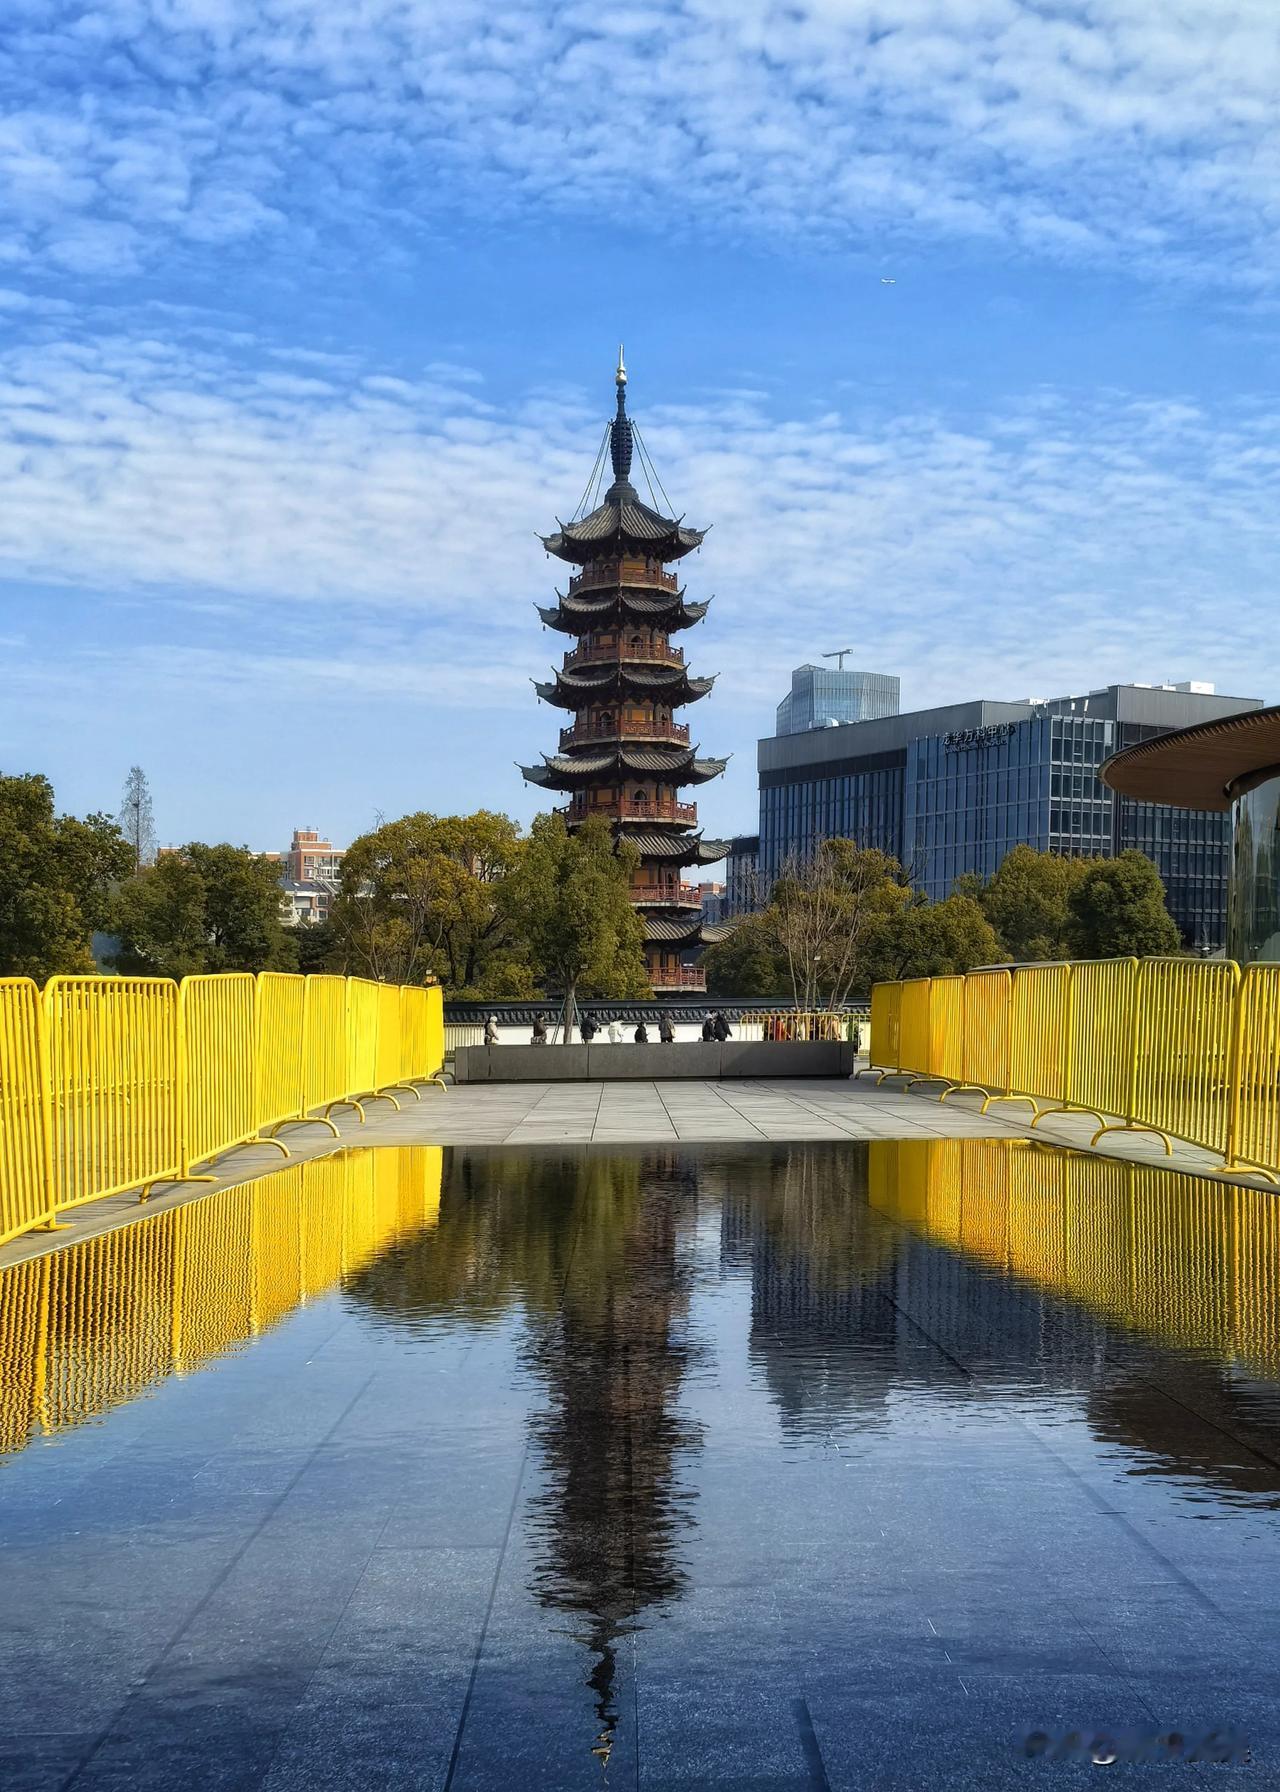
701;1014;715;1043
658;1014;675;1044
531;1015;548;1045
634;1021;649;1044
580;1014;598;1044
712;1010;732;1042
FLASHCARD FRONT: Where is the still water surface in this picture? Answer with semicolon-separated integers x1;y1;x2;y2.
2;1140;1279;1788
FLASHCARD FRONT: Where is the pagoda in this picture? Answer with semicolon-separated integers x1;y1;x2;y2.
522;352;729;992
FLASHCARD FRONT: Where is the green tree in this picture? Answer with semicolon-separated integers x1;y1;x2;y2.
1066;850;1182;958
331;810;533;993
768;842;910;1008
703;912;790;997
865;890;1003;983
111;843;297;976
500;813;649;1026
972;843;1085;962
0;773;134;980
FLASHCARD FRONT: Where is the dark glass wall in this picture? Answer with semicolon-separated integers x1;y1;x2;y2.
1229;774;1280;963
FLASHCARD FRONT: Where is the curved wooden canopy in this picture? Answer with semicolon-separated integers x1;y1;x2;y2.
1100;705;1280;812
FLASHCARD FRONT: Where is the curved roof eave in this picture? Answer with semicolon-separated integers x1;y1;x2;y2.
1101;704;1280;811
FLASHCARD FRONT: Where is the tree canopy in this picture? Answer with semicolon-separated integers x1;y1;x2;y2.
330;809;533;995
111;843;297;976
705;844;1003;1001
962;843;1084;963
0;773;134;980
499;813;649;1009
1065;849;1182;959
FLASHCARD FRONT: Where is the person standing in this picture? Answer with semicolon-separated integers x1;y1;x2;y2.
607;1017;623;1045
483;1014;500;1046
658;1014;675;1045
634;1020;649;1044
701;1014;715;1043
580;1014;598;1044
531;1015;548;1045
712;1010;732;1042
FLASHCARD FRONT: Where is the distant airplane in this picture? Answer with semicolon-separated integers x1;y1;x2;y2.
880;277;896;285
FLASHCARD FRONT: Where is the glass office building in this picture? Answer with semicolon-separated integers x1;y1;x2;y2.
758;684;1262;950
775;665;900;736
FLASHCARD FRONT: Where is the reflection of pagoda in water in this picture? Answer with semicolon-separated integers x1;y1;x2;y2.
522;353;729;992
522;1154;700;1760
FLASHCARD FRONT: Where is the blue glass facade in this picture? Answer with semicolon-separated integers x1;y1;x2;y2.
757;687;1252;948
776;666;900;736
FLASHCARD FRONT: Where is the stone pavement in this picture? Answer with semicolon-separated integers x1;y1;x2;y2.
4;1072;1270;1271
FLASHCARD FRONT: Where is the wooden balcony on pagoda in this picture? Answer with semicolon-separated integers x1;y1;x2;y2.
568;561;679;597
564;637;684;669
561;794;698;825
559;716;691;749
630;880;701;906
649;964;707;991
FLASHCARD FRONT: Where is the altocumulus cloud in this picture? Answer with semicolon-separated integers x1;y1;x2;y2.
1;328;1278;722
3;0;1280;283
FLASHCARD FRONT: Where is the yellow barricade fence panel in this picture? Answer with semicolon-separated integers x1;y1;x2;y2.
302;974;348;1114
928;976;965;1082
1065;958;1137;1121
1132;958;1239;1157
44;976;182;1212
962;969;1013;1094
0;978;53;1244
399;986;426;1083
346;978;380;1100
424;984;444;1079
1009;963;1072;1107
255;973;306;1134
180;973;256;1174
898;979;932;1075
868;982;901;1072
1231;965;1280;1177
375;982;402;1092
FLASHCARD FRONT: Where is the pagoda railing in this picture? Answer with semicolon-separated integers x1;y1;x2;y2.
564;640;684;669
569;562;679;597
650;965;707;991
560;718;690;748
562;796;698;825
631;881;701;906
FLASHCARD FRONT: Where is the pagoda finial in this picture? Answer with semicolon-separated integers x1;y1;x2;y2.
609;346;633;485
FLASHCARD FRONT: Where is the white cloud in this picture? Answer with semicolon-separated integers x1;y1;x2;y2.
4;2;1280;283
1;324;1277;725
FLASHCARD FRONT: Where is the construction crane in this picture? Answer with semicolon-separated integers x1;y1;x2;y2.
822;648;856;670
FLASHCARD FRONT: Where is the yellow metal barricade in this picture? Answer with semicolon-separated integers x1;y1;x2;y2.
1064;958;1137;1127
897;978;932;1077
424;984;445;1081
962;968;1019;1111
345;977;380;1106
1009;963;1071;1111
0;978;53;1244
1228;964;1280;1180
374;982;403;1104
255;972;306;1135
928;976;965;1085
302;974;348;1120
180;973;265;1174
865;981;901;1079
44;976;184;1210
1130;958;1239;1159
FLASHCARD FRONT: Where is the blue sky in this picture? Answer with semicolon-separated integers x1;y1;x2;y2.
3;1;1280;852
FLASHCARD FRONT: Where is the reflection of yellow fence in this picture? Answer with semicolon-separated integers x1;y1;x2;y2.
867;959;1280;1181
868;1137;1280;1378
0;1147;443;1458
0;974;445;1247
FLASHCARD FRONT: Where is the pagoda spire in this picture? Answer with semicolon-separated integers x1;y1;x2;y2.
609;344;633;489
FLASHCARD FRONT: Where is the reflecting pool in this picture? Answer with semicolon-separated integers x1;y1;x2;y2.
3;1140;1280;1788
